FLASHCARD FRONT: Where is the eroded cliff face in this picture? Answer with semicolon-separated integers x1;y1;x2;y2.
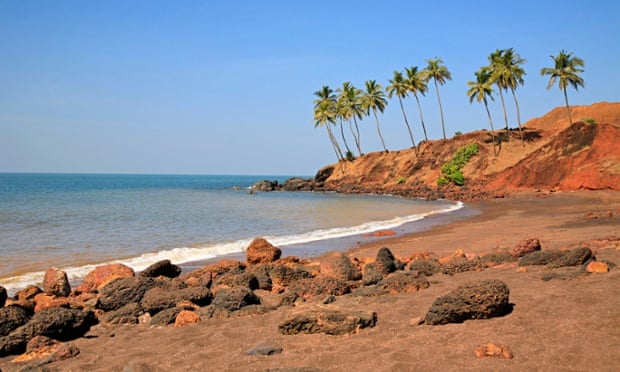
319;102;620;200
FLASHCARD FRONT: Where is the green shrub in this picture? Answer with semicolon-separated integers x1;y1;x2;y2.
454;131;463;137
437;143;479;186
345;151;356;161
396;176;407;185
581;117;596;124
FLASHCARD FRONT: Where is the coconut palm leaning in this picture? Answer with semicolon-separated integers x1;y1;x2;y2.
336;82;364;156
387;70;417;150
313;86;344;161
423;58;451;139
361;80;389;153
540;50;585;125
467;68;498;155
335;100;352;157
404;66;430;141
488;48;526;140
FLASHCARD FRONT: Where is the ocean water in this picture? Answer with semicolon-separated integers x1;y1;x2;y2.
0;173;462;294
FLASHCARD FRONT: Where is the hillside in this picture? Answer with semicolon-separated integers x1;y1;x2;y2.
317;102;620;200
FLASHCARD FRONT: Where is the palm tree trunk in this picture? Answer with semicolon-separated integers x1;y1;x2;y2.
372;109;388;152
484;99;498;156
434;79;447;139
497;87;509;130
510;87;524;141
398;97;416;149
325;125;344;161
414;93;428;141
352;116;363;155
563;87;573;125
339;119;352;155
348;120;361;157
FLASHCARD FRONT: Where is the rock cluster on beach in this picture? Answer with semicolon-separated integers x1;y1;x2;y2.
0;235;616;367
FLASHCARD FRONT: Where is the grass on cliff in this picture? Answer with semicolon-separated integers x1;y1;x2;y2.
438;143;479;186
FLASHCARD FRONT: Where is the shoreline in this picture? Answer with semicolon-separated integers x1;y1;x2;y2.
1;189;619;370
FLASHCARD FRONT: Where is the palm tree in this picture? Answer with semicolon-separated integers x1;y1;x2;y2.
337;82;364;155
335;100;352;156
540;50;585;125
405;66;430;141
361;80;389;152
488;48;526;139
313;86;344;161
423;58;451;139
387;70;416;149
467;68;498;155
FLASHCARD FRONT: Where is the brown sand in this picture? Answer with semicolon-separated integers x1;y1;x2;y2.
1;190;619;371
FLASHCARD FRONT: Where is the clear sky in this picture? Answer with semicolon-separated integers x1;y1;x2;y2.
1;1;618;176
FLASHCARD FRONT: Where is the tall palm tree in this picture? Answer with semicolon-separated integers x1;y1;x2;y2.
487;49;510;130
387;70;416;149
313;86;344;161
335;100;352;156
489;48;526;139
337;82;364;155
467;68;498;155
423;58;451;139
405;66;429;141
361;80;389;152
540;50;585;125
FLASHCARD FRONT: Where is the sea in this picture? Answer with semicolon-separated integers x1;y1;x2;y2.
0;173;465;295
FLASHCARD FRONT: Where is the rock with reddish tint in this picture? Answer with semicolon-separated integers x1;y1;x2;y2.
0;305;29;336
375;247;399;274
0;307;96;356
246;238;282;265
548;247;593;268
33;293;71;313
104;303;144;325
184;271;212;288
42;267;71;297
441;256;487;276
15;285;43;301
586;261;610;273
288;277;350;300
183;260;245;285
362;263;384;285
11;335;80;365
96;277;158;312
214;271;259;290
139;259;182;278
173;310;201;327
1;286;7;307
267;264;313;287
518;250;565;266
510;238;542;258
474;343;514;359
212;287;261;312
76;263;135;293
378;272;430;294
319;252;362;281
424;279;511;325
278;309;377;335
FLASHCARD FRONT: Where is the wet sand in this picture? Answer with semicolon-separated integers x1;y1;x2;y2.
1;190;619;371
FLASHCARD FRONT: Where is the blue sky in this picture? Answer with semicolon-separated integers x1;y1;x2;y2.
1;1;618;176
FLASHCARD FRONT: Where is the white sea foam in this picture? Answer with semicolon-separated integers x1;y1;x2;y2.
0;201;463;295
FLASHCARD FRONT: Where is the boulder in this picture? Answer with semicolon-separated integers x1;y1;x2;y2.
212;287;261;312
0;307;96;356
104;302;144;325
586;261;610;273
75;263;135;293
278;309;377;335
474;343;514;359
378;272;430;294
548;247;593;268
408;258;441;276
518;250;565;266
173;310;201;327
267;264;313;287
15;285;43;301
33;293;71;313
42;267;71;297
11;335;80;365
150;307;182;326
361;263;384;285
424;279;511;325
288;277;351;300
314;165;334;185
250;180;278;192
0;305;29;336
281;177;314;191
214;271;259;291
246;238;282;265
139;259;182;278
510;238;542;258
184;259;245;281
140;286;212;315
319;252;362;281
245;341;283;356
0;286;6;307
441;256;487;276
96;277;158;312
375;247;399;274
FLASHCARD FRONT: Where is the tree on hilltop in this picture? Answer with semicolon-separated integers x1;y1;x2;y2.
540;50;585;125
337;82;364;156
467;68;498;155
313;86;344;161
361;80;389;153
387;70;417;151
423;58;451;139
405;66;430;142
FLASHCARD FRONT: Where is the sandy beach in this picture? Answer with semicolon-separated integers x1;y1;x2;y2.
1;190;619;371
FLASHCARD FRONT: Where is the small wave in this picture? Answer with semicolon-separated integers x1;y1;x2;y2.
0;201;463;295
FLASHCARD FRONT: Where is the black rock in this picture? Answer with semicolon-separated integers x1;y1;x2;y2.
212;287;261;312
96;277;158;312
140;259;182;278
0;305;30;336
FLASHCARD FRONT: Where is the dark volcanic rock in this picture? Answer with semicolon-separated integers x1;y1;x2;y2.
150;307;182;326
0;286;6;307
96;277;158;312
518;250;566;266
378;272;430;293
375;247;399;274
424;279;511;325
104;303;144;325
0;307;96;356
251;180;278;192
548;247;593;268
0;305;30;336
409;258;442;276
140;286;212;315
441;257;488;275
281;177;314;191
246;238;282;265
42;267;72;297
140;260;182;278
288;277;351;299
510;238;542;258
314;165;334;185
214;272;259;290
212;287;261;312
362;263;384;285
267;264;313;287
319;252;362;281
278;309;377;335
